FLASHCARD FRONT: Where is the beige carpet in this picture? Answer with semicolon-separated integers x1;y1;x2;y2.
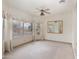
4;41;74;59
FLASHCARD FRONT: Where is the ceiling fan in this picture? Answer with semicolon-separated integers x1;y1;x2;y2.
36;8;50;16
59;0;65;3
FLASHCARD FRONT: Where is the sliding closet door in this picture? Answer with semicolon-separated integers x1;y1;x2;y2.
12;20;32;47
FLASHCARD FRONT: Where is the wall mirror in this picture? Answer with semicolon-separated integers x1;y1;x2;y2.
47;20;63;34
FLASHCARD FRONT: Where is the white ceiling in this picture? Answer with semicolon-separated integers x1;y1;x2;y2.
3;0;76;16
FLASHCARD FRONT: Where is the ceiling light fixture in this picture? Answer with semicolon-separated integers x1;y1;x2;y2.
36;8;50;16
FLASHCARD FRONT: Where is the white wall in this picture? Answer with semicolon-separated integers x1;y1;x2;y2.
44;12;73;43
13;34;32;47
72;8;77;58
8;8;33;47
3;4;33;47
32;11;73;43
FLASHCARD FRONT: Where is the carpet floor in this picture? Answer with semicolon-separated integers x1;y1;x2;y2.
3;41;74;59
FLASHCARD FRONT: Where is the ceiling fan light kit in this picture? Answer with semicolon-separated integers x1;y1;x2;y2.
40;12;45;16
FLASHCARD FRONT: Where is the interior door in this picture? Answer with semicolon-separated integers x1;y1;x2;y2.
33;22;44;40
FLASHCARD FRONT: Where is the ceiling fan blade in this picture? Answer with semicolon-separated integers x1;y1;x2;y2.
44;11;50;14
45;8;50;11
59;0;65;3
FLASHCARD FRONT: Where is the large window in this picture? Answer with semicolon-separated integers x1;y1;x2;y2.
12;20;32;38
47;20;63;34
24;23;32;34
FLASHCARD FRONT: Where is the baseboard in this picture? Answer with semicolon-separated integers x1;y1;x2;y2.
14;39;72;48
44;39;72;45
14;40;33;48
30;39;72;45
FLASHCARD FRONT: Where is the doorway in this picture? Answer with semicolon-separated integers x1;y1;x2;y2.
33;22;44;41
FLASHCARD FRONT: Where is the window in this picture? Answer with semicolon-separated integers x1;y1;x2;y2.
12;20;32;38
47;20;63;34
24;23;32;34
